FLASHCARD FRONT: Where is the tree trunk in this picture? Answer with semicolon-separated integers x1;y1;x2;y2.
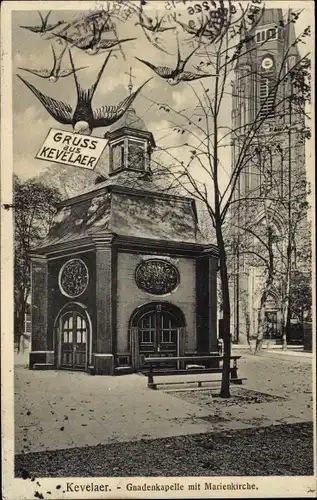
285;297;291;348
254;218;275;355
245;309;254;353
255;293;266;354
19;334;24;354
15;289;26;354
282;314;288;350
283;238;293;349
216;223;231;398
280;310;287;350
282;290;291;351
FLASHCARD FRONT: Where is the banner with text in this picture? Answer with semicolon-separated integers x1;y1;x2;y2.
36;129;108;170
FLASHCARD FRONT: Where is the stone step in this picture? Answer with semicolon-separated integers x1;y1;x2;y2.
114;366;134;375
33;363;54;370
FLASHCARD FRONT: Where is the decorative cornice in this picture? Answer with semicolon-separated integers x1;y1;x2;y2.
31;233;217;259
29;253;48;262
202;245;220;256
108;166;148;177
114;235;218;257
32;238;94;257
91;232;116;247
105;127;156;147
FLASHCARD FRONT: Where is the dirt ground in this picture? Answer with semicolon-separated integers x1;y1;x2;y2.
15;422;313;477
15;349;314;478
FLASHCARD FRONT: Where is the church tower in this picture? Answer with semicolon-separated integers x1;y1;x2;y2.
230;9;309;343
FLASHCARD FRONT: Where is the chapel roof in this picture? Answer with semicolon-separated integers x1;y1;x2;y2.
33;180;211;252
109;107;147;133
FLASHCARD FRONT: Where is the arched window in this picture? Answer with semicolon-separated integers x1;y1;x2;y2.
266;27;277;41
259;69;275;119
128;139;146;171
255;27;278;43
255;29;266;43
110;140;125;171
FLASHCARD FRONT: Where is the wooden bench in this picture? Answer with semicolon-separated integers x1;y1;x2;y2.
143;355;244;390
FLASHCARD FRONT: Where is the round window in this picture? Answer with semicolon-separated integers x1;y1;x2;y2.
135;259;179;295
58;259;89;298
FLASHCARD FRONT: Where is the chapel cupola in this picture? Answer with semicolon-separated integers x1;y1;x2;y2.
104;69;156;176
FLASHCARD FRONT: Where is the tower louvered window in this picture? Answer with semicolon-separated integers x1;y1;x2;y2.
256;27;278;43
259;69;275;119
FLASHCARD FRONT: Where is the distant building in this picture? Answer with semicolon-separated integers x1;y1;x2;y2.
29;106;219;374
230;9;310;343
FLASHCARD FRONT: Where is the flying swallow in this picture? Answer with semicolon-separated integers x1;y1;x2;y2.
18;44;88;83
135;37;216;85
136;8;175;33
171;13;224;42
134;5;174;55
172;15;207;37
20;11;65;34
52;19;136;55
45;9;114;41
17;50;152;136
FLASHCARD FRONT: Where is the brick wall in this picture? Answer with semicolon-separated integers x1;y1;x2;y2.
47;251;96;351
116;252;197;352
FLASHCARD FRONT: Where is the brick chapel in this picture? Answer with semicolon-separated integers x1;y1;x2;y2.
29;107;219;375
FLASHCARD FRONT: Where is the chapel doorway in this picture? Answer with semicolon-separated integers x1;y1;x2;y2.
130;303;185;370
56;307;90;371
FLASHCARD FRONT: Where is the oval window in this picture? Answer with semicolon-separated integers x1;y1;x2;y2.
135;259;180;295
59;259;89;298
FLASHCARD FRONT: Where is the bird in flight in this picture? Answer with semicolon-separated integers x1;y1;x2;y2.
171;13;225;43
17;50;152;136
45;9;114;41
135;5;174;55
135;37;216;85
135;7;175;33
52;18;136;55
18;44;88;83
20;11;65;34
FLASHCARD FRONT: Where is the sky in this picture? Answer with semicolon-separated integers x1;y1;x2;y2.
10;0;314;203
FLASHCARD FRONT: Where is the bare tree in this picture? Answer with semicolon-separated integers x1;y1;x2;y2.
225;115;309;352
231;197;279;354
143;3;310;396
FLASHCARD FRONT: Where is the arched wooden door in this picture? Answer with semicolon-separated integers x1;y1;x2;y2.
130;303;185;370
57;310;89;370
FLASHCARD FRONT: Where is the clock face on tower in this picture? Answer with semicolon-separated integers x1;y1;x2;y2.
261;57;274;70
